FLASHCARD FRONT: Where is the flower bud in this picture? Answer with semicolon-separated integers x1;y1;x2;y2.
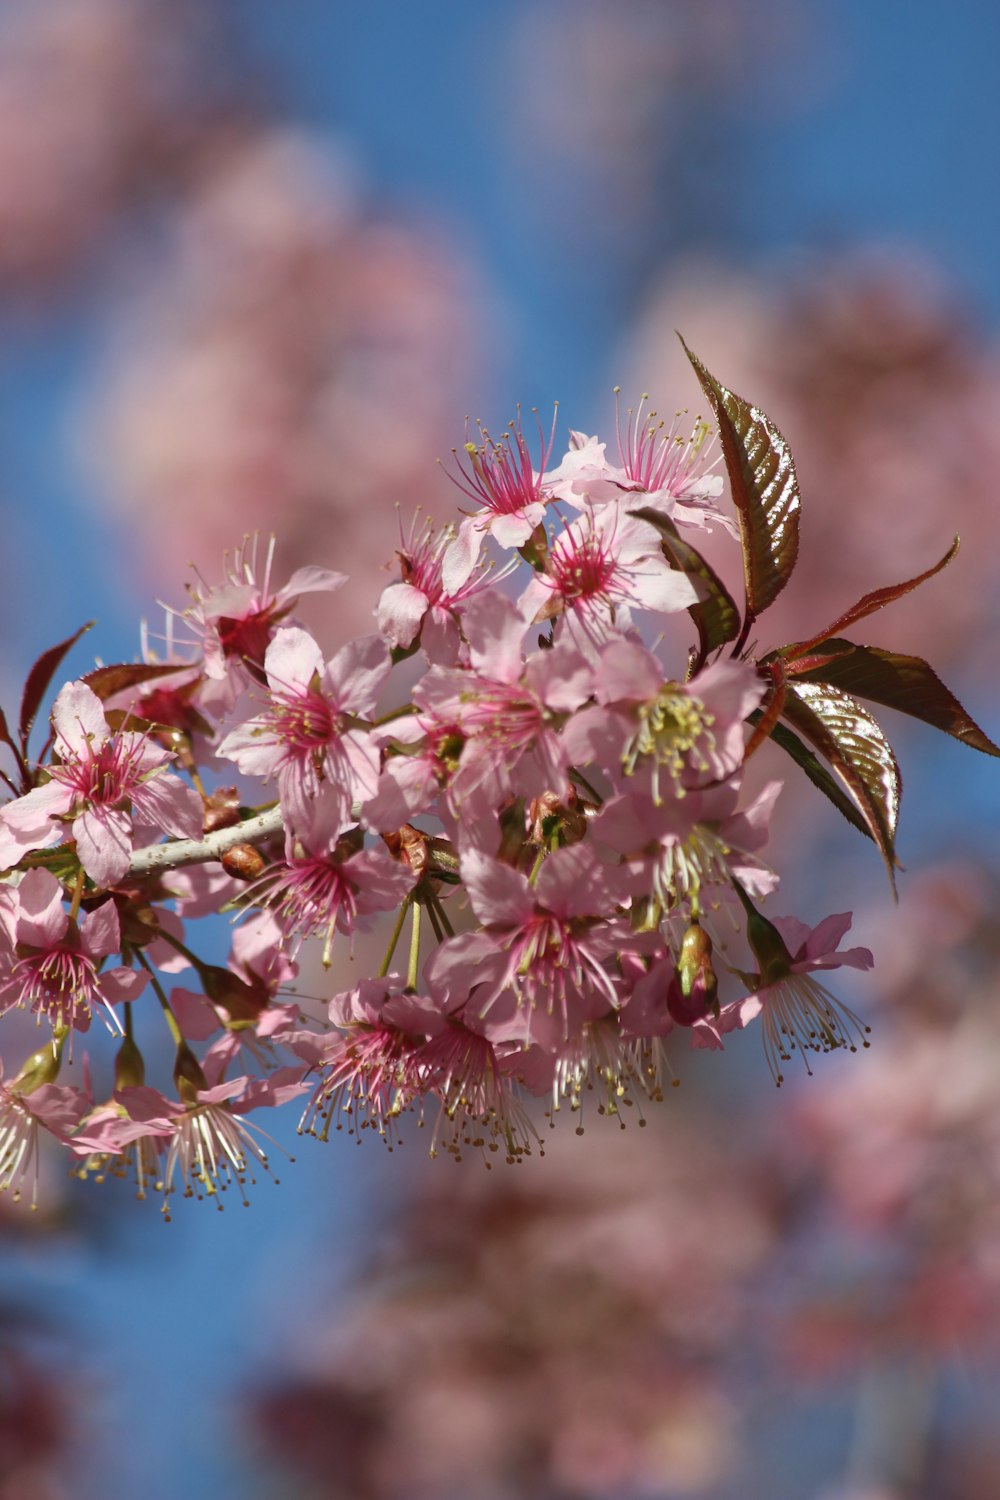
203;786;242;833
667;920;718;1026
12;1032;65;1094
113;1034;146;1090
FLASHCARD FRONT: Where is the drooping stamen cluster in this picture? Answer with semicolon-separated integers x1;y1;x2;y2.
162;1101;275;1218
302;1025;420;1148
756;972;872;1087
12;944;110;1033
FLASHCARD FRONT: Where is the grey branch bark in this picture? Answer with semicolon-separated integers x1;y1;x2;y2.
127;806;285;877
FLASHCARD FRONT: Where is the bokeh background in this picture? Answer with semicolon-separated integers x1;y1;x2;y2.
2;3;1000;1497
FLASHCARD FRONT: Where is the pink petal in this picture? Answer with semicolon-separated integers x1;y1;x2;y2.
441;519;482;594
81;899;121;961
51;681;109;758
0;781;72;864
15;869;68;947
170;987;220;1040
74;806;132;886
132;775;203;841
376;581;428;650
593;640;662;705
279;565;347;599
462;590;528;684
324;634;391;717
100;966;148;1006
460;849;533;928
265;626;323;695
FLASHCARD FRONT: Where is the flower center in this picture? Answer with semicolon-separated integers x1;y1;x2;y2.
270;688;337;752
13;945;99;1028
623;685;716;798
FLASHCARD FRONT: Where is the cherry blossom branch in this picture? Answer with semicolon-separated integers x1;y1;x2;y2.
127;806;286;877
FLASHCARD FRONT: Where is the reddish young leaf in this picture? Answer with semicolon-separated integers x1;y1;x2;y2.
743;658;786;762
787;639;1000;757
781;536;960;661
629;505;740;670
82;661;191;702
781;680;902;893
680;338;800;626
18;622;93;750
759;716;873;842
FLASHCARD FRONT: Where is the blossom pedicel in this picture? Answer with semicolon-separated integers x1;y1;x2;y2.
0;342;996;1215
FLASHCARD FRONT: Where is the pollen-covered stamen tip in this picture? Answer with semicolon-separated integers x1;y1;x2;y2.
761;973;872;1087
12;947;124;1035
615;388;717;496
162;1104;276;1219
623;686;718;802
447;405;557;516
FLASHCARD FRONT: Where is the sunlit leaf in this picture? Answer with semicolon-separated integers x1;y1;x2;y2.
782;536;960;660
781;680;902;893
787;639;1000;757
754;715;873;841
630;505;740;669
19;622;93;750
680;338;800;622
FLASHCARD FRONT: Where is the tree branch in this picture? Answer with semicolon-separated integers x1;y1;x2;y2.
128;806;285;877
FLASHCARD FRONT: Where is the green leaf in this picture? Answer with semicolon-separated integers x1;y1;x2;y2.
781;680;902;893
19;622;94;751
782;536;960;660
787;639;1000;757
629;505;740;670
752;714;873;842
680;337;800;622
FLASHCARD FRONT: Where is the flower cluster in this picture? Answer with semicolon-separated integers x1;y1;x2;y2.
0;348;993;1216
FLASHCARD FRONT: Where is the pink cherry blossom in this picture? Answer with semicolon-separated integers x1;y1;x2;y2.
376;512;498;664
414;591;593;819
518;503;701;654
218;624;389;835
180;533;346;705
0;869;145;1033
0;680;203;885
566;640;765;801
441;406;557;591
425;844;631;1047
724;911;874;1084
0;1059;88;1209
301;976;441;1148
250;798;416;965
109;1072;303;1219
613;391;730;530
